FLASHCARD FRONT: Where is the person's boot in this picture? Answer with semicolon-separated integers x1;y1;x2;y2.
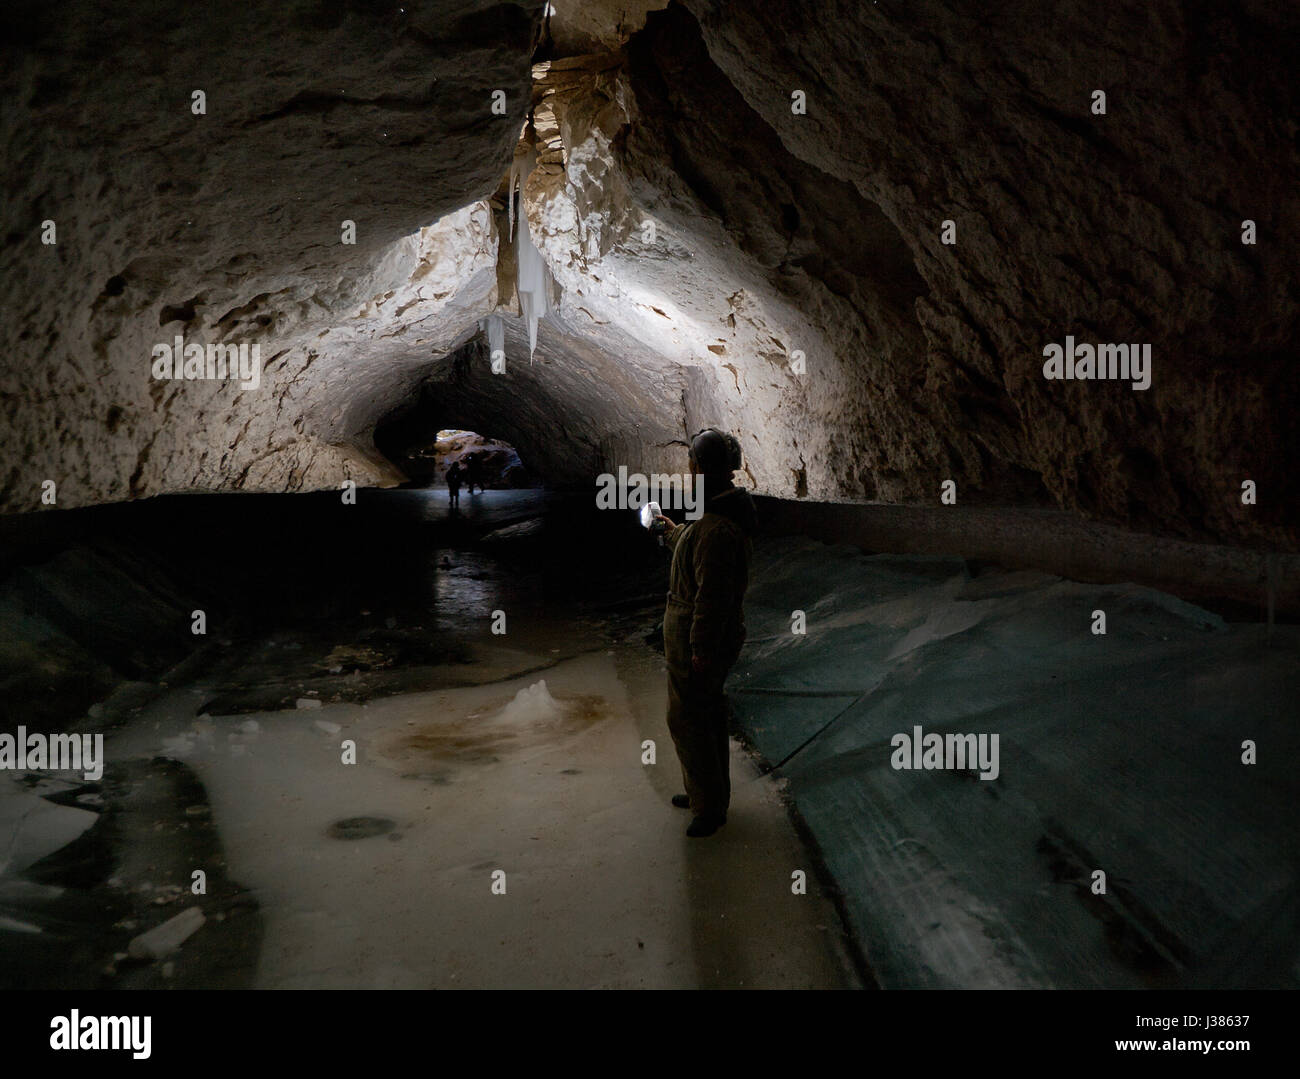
686;813;726;838
673;795;726;825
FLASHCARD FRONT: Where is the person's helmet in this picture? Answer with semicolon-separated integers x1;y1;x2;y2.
689;428;742;475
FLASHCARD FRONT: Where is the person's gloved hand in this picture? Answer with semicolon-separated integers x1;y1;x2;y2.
691;654;709;674
652;514;676;536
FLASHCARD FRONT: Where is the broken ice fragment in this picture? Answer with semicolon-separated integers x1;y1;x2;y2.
0;915;41;934
127;906;205;960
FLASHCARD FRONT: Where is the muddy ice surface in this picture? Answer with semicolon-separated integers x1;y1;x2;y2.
0;492;856;989
9;491;1290;989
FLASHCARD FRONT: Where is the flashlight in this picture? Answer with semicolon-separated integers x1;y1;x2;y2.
639;501;669;543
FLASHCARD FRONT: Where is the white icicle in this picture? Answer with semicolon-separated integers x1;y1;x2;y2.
516;214;549;361
485;314;504;360
507;146;533;245
509;146;550;362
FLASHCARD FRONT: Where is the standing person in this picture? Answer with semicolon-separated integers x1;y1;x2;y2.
445;460;462;509
653;428;756;838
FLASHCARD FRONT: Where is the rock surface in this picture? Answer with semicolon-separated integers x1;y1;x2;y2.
1;0;543;503
681;0;1298;547
1;1;1294;550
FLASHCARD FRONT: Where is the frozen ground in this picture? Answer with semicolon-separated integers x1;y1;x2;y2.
94;642;852;988
730;538;1300;988
0;507;856;989
4;493;1293;989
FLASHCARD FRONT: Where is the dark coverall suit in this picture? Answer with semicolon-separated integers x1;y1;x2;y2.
662;486;755;818
446;463;462;507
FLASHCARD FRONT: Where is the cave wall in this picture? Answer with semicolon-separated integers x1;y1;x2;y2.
1;0;1294;552
682;0;1299;547
1;0;545;505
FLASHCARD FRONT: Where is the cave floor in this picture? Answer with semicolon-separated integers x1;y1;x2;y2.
0;490;858;989
100;623;854;989
3;489;1294;989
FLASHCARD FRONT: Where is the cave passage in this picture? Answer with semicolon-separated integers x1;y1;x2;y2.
1;486;1295;990
0;491;858;988
374;405;536;492
1;0;1296;1003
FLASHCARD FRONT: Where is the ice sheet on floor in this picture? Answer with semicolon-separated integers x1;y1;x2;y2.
731;538;1300;988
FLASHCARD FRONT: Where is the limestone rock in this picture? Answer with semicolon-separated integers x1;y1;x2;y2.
1;0;1293;550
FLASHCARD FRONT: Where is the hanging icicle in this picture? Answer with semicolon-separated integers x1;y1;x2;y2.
484;314;504;361
506;144;551;362
507;145;531;245
516;217;549;361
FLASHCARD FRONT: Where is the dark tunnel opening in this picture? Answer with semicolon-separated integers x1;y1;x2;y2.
374;402;535;492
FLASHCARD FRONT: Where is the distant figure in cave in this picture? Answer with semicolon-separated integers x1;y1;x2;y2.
445;460;462;510
653;428;756;838
465;455;486;495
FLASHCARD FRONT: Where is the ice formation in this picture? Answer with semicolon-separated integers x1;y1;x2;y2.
127;905;206;960
484;313;505;361
506;146;551;361
497;679;563;725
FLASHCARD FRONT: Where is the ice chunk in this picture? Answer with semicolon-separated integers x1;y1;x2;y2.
314;719;342;735
127;905;205;960
296;698;322;710
0;915;41;934
0;784;99;876
160;733;195;757
496;679;563;725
